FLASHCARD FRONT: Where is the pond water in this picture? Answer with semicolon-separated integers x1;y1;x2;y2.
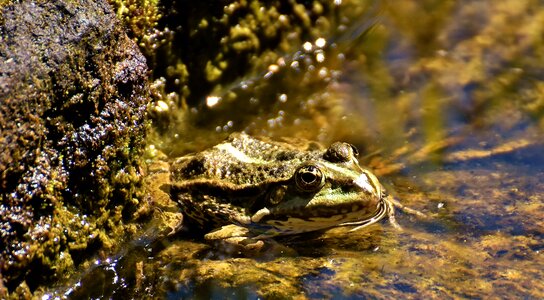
48;0;543;298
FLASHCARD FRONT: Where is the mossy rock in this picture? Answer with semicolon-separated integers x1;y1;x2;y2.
0;0;150;296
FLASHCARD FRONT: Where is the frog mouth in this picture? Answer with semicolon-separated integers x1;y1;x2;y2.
339;196;391;231
248;196;391;237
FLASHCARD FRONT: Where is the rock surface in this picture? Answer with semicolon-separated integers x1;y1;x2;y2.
0;0;149;295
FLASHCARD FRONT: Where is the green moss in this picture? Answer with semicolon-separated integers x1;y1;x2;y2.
109;0;162;55
1;0;150;296
109;0;348;111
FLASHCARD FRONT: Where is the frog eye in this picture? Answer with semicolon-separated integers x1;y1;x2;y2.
295;165;325;192
324;142;358;163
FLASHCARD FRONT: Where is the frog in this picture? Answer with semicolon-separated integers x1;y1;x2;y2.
168;132;405;248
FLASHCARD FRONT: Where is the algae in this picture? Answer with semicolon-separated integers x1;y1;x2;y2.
0;0;150;296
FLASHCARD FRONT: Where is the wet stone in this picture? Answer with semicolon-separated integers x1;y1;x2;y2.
0;0;149;296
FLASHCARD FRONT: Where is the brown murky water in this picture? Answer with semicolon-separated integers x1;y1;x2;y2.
47;0;543;298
